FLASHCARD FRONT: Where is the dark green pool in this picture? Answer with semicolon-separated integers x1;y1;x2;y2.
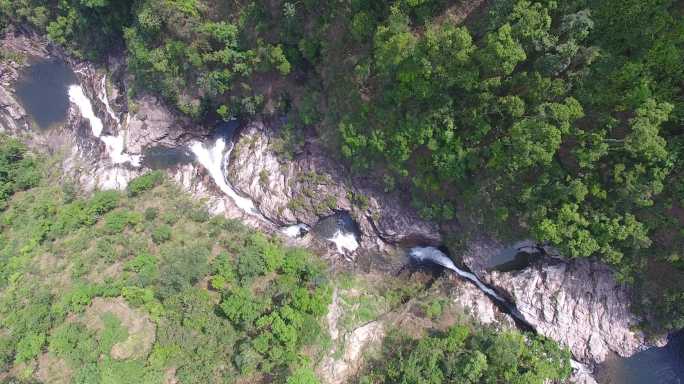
14;58;77;130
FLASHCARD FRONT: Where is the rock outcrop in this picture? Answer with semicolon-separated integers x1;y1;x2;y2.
448;277;516;328
228;123;441;250
484;257;658;363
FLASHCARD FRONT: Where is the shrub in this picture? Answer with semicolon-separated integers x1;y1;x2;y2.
103;210;140;234
151;225;172;244
286;367;320;384
48;323;98;365
359;326;571;384
144;207;159;221
0;135;41;209
127;171;164;197
188;206;210;223
86;191;121;221
14;332;45;363
156;244;210;299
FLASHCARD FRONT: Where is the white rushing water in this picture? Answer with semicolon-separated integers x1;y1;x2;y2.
409;246;504;302
68;84;103;136
99;76;119;127
68;84;141;167
282;223;310;238
328;230;360;254
189;137;259;215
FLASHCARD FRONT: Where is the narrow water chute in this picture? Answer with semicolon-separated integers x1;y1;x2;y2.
189;137;259;215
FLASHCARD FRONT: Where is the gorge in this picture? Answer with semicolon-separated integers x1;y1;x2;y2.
0;27;682;384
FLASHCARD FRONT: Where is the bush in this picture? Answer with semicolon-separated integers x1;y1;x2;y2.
127;171;164;197
103;210;141;234
286;367;320;384
48;323;98;365
151;225;172;244
0;135;41;209
156;244;210;299
360;325;571;384
14;332;45;363
144;207;159;221
87;191;121;221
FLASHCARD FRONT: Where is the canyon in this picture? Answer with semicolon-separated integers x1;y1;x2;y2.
0;30;679;384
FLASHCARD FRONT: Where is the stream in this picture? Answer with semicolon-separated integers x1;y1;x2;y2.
11;56;684;384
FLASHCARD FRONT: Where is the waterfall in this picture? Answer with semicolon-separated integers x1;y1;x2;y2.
68;84;141;167
98;76;120;127
409;247;505;302
328;230;360;254
189;137;259;215
282;223;310;238
68;84;103;136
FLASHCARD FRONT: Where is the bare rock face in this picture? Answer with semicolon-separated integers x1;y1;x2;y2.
448;277;516;328
0;29;46;136
360;187;441;245
0;85;30;134
485;258;655;364
227;123;441;248
319;320;385;384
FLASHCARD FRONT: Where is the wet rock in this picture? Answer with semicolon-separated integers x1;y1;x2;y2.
0;85;29;134
361;189;441;245
460;236;539;276
126;95;191;154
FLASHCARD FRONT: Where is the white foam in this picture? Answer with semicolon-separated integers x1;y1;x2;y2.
68;84;103;136
99;76;119;126
328;229;360;254
68;84;141;167
101;133;142;166
189;138;259;215
409;246;505;302
282;223;310;238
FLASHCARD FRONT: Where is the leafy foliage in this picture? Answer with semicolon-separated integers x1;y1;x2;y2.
359;325;571;384
0;138;331;383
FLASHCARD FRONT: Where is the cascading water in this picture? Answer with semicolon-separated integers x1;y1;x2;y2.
189;136;259;216
98;76;119;126
67;85;103;136
281;223;310;238
312;212;360;254
328;230;360;254
410;247;505;302
67;84;141;167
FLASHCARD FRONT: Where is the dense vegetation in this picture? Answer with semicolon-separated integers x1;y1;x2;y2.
0;140;331;383
359;325;571;384
2;2;681;293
